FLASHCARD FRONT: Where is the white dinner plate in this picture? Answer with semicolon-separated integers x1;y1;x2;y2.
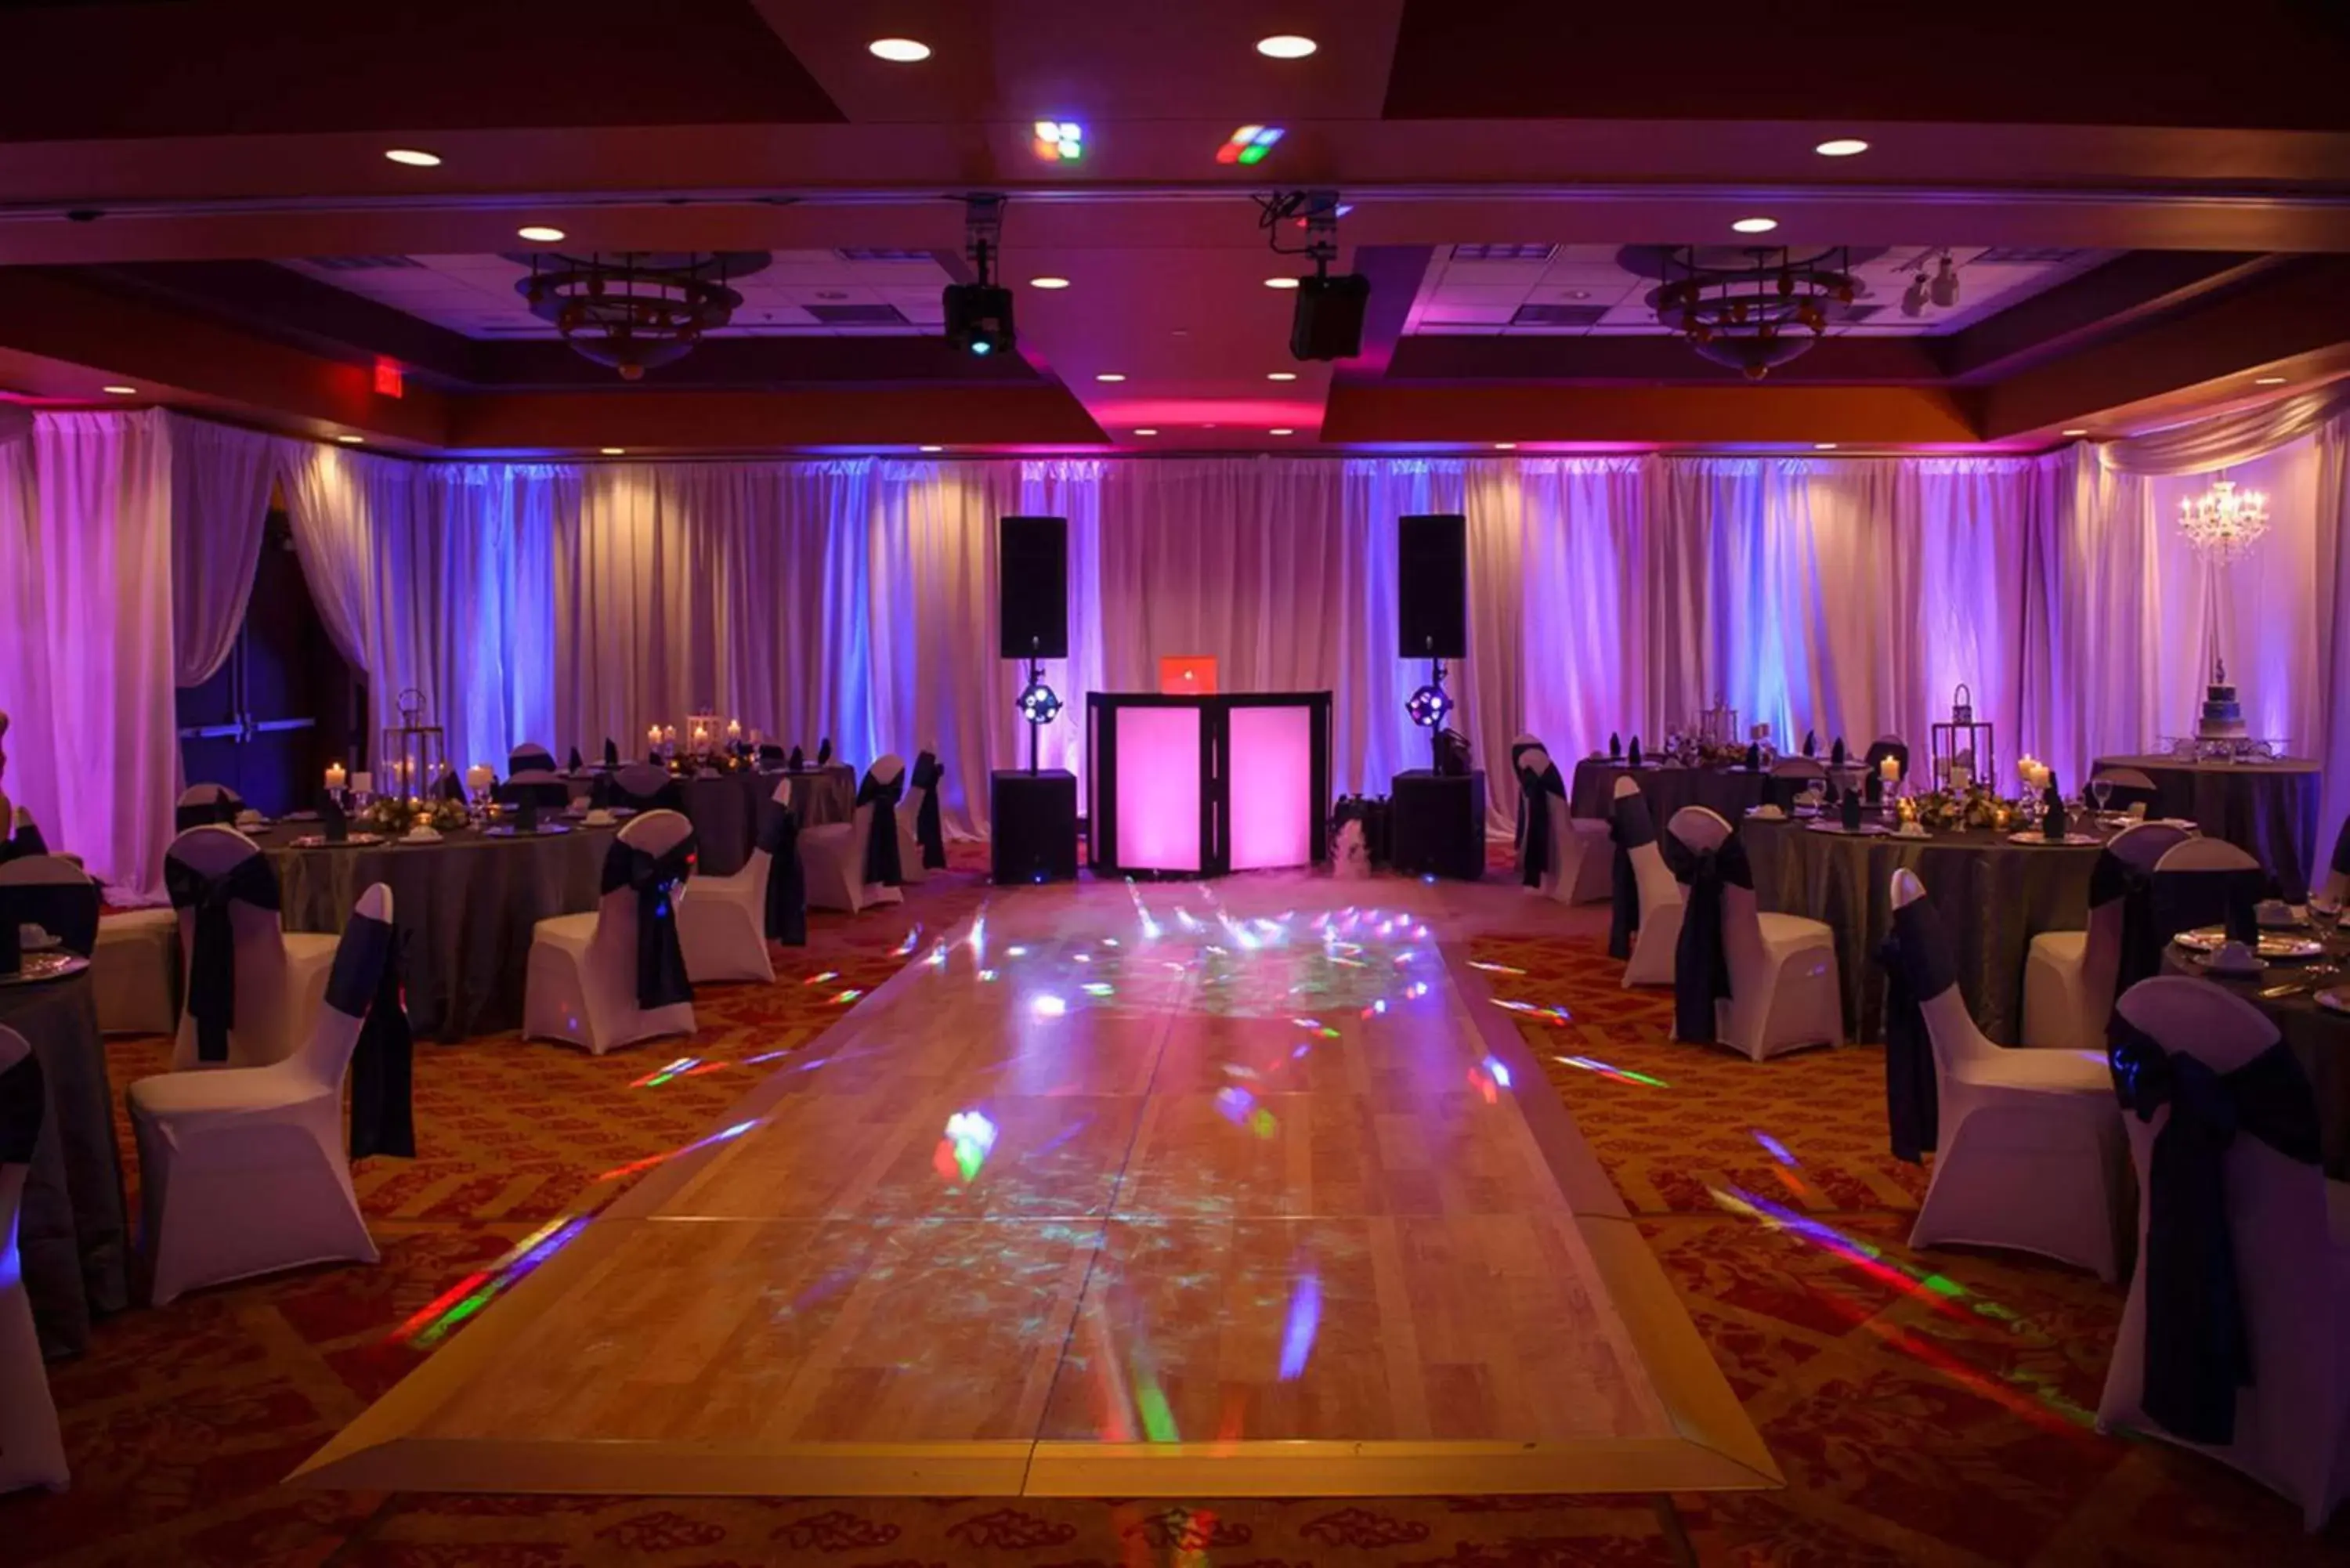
2174;927;2327;960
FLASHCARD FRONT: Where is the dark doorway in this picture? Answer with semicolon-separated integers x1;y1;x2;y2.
175;512;362;816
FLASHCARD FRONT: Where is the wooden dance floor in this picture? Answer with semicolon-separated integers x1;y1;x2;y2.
297;875;1777;1498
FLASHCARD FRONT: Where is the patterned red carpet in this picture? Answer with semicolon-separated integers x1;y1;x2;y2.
9;851;2347;1565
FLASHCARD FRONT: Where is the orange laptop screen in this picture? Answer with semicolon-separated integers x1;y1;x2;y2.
1158;656;1218;695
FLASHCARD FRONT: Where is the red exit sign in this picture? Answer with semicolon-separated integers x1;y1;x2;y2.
374;358;404;398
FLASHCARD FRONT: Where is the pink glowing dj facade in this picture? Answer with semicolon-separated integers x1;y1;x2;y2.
1086;692;1331;876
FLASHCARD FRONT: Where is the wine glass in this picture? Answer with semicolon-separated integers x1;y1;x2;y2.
2090;776;2113;818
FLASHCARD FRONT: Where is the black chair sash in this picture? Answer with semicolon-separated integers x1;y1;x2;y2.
9;820;49;859
567;746;585;773
602;738;620;768
758;742;786;766
164;853;282;1064
438;770;467;803
1607;790;1658;961
1516;761;1565;889
910;751;949;870
494;776;569;810
615;775;683;812
175;793;242;833
757;799;807;945
1663;830;1752;1044
787;745;805;772
0;877;100;958
816;737;834;768
2089;851;2164;997
2153;866;2265;952
0;1049;43;1167
600;832;697;1010
324;909;414;1161
588;773;613;809
858;771;907;887
510;747;557;775
319;789;351;844
1509;740;1543;858
1802;729;1817;757
2108;1014;2320;1447
1876;896;1955;1163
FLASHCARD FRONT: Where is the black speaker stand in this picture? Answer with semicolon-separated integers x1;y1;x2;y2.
1026;656;1043;774
1428;656;1447;770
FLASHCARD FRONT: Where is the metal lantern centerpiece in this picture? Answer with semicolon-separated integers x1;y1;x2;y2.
1697;695;1738;746
685;706;725;760
379;688;446;801
1928;682;1994;791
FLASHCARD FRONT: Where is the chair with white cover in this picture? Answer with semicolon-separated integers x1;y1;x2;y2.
93;905;180;1035
1885;867;2128;1280
800;755;906;914
1508;733;1543;863
1766;756;1826;811
164;826;337;1071
523;809;697;1054
611;760;682;812
175;782;244;833
1515;744;1610;906
895;748;948;885
128;885;397;1306
507;742;558;776
678;779;788;985
2022;821;2193;1052
2099;977;2349;1528
1611;775;1683;985
493;768;569;811
2088;765;2161;815
1663;806;1842;1060
2149;836;2266;947
0;1027;67;1493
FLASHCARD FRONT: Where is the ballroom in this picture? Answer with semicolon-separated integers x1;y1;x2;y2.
4;4;2350;1564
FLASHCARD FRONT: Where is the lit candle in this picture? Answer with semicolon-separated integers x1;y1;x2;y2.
1878;756;1900;785
663;725;676;744
324;762;346;792
647;724;661;747
725;718;742;740
465;763;495;795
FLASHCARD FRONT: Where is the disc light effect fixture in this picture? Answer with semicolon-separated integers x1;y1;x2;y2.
1219;125;1285;164
1406;681;1454;728
1032;120;1084;161
1017;679;1065;726
2178;478;2270;564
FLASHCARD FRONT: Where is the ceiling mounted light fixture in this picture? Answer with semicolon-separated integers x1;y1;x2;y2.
1270;427;1295;435
1730;216;1779;234
1133;428;1158;435
2180;477;2269;562
384;148;442;167
1094;371;1126;382
1028;276;1071;290
1646;244;1860;381
1813;138;1870;157
101;385;137;396
517;225;566;243
943;195;1014;359
335;435;364;444
2254;375;2289;385
1493;443;1517;450
1032;120;1083;162
920;445;944;452
868;38;931;62
1267;371;1297;381
1219;125;1285;165
2062;428;2090;437
600;446;626;455
1256;34;1318;58
1814;442;1838;450
1264;276;1301;289
515;248;771;380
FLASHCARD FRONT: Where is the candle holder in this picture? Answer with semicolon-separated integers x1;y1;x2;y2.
378;688;445;803
1929;682;1994;793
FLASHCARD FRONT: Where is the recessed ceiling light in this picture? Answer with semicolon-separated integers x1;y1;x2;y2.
867;37;931;63
517;225;565;243
1029;276;1071;290
1270;428;1295;435
1094;372;1126;383
1814;442;1838;450
1256;34;1318;59
335;435;363;444
1264;276;1301;290
600;447;626;456
1493;442;1517;450
384;148;442;168
1267;371;1298;381
1813;138;1870;157
1133;428;1159;436
1731;216;1779;234
2062;428;2090;437
100;385;137;396
2254;375;2289;385
919;445;944;453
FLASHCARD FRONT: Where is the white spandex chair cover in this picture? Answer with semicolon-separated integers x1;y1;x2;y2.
524;809;698;1054
165;826;336;1071
1665;806;1842;1059
128;884;394;1306
801;755;906;914
679;778;786;985
1617;775;1684;987
1893;868;2128;1279
174;781;245;831
94;905;180;1036
2099;977;2350;1530
508;742;558;775
0;1026;67;1493
2023;821;2193;1052
611;761;674;808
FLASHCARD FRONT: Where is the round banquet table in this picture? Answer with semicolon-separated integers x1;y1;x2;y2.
2092;753;2321;901
1744;815;2109;1046
1568;758;1775;823
2163;932;2350;1178
561;764;857;874
0;969;128;1359
258;822;618;1042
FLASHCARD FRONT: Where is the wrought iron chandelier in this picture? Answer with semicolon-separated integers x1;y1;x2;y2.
2178;477;2269;562
513;251;772;380
1647;245;1860;380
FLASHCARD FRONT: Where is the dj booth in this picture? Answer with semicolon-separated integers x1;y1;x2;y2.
1085;691;1332;877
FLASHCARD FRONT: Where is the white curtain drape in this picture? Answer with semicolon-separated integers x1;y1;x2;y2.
167;417;279;688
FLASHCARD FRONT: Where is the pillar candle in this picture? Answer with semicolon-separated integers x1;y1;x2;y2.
1878;757;1900;784
324;762;346;792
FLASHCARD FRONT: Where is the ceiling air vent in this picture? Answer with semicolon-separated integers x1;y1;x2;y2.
832;248;938;263
1970;247;2083;266
1450;243;1559;263
804;303;909;325
302;255;426;272
1509;302;1611;327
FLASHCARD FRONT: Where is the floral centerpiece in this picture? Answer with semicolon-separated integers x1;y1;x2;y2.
1907;784;2018;833
363;795;470;835
1661;728;1753;768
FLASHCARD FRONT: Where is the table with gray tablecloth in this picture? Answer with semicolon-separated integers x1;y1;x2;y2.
2164;935;2350;1178
561;764;855;874
0;970;128;1359
1567;759;1775;823
1744;817;2108;1046
259;824;617;1042
2093;754;2322;901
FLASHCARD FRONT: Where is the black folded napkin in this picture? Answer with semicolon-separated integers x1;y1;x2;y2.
2043;777;2066;840
518;793;540;833
589;772;613;809
1864;770;1883;806
320;789;349;844
1841;787;1864;833
1744;742;1761;771
603;738;619;768
816;736;833;767
788;745;805;772
1824;772;1841;805
568;746;584;772
1627;735;1643;766
438;770;465;803
1831;736;1847;768
1802;729;1817;757
1609;731;1622;760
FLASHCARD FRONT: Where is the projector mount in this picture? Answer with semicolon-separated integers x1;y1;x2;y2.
1254;189;1346;280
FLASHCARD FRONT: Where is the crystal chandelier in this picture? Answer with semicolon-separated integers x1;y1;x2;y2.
2178;477;2269;562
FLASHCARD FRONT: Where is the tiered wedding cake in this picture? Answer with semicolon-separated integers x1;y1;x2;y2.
2197;658;2247;739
